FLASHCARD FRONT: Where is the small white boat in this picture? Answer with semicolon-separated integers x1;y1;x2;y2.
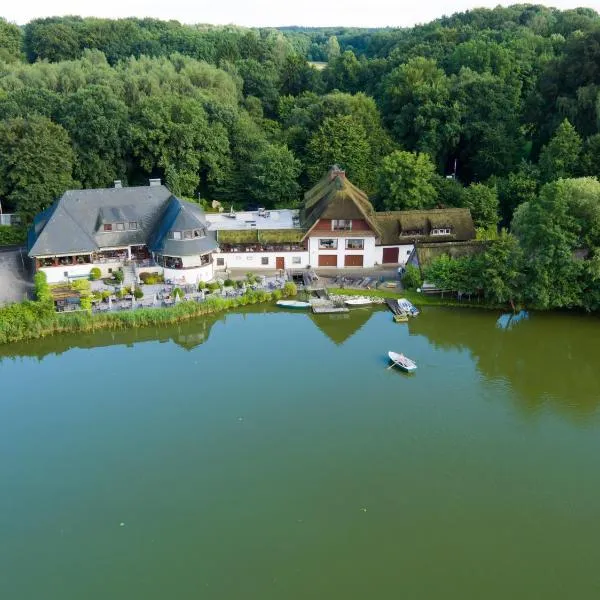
388;351;418;373
398;298;420;316
344;297;372;306
277;300;311;309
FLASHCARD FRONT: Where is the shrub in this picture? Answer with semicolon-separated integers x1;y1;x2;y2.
80;295;92;312
207;282;220;292
101;290;112;301
89;267;101;281
133;287;144;300
172;287;184;299
271;289;283;301
139;271;163;285
282;281;297;297
33;271;52;304
113;268;124;284
198;281;207;290
224;278;235;287
71;279;91;294
402;264;422;290
0;225;26;247
235;280;245;289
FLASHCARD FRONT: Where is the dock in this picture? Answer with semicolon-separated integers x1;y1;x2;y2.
312;305;349;314
385;298;402;315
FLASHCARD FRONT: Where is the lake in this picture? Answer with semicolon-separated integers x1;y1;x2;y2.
1;306;600;599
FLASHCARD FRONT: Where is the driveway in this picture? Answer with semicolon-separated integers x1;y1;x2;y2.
0;247;33;305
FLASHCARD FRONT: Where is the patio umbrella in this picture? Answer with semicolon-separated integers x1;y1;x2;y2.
108;295;112;310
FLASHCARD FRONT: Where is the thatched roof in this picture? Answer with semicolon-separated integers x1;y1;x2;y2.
216;229;304;244
376;208;476;245
302;166;381;239
412;240;489;268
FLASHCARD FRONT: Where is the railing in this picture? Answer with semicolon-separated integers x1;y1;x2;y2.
0;213;20;226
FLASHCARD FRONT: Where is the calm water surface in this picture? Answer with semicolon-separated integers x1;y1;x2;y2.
1;306;600;599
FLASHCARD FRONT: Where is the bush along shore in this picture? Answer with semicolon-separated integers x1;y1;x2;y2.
0;274;298;346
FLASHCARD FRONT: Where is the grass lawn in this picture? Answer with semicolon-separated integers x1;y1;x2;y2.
327;287;504;310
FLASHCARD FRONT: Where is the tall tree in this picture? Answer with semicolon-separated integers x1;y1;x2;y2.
306;115;371;190
0;116;75;222
375;150;437;211
463;183;499;229
538;119;582;182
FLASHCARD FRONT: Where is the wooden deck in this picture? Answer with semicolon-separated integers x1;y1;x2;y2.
312;305;350;314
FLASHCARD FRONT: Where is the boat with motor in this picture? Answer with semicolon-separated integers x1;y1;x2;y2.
397;298;420;316
276;300;311;309
388;351;418;373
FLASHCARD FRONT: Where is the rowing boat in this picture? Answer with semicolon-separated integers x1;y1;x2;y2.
276;300;311;309
344;297;372;306
388;351;417;372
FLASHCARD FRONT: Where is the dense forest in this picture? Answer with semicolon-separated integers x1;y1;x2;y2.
0;5;600;309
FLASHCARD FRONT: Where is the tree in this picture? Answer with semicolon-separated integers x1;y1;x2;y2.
479;233;524;306
245;144;301;208
581;133;600;180
0;116;74;222
463;183;499;228
326;36;341;60
306;115;371;190
376;150;437;211
381;57;460;167
512;177;600;308
56;84;130;188
495;162;540;224
538;119;582;182
0;18;23;62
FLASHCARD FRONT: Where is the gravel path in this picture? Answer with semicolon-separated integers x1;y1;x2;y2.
0;248;32;305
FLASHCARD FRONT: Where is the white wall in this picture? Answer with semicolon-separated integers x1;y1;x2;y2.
164;263;214;285
373;244;414;266
213;251;309;271
40;261;122;284
307;236;377;268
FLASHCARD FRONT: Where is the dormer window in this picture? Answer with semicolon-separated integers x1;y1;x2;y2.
432;228;452;236
332;219;352;231
103;224;112;232
171;231;182;240
129;222;138;230
115;223;125;231
184;230;193;239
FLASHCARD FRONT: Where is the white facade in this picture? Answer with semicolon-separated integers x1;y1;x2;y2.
40;261;123;284
307;235;377;268
213;251;309;271
163;262;214;285
205;209;299;233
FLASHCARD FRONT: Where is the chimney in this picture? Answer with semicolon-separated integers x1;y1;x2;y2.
149;178;161;187
329;165;345;180
114;180;122;188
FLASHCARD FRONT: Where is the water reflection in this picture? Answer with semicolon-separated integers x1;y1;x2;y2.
496;310;529;330
409;307;600;417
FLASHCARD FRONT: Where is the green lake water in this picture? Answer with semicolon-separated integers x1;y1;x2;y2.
1;306;600;599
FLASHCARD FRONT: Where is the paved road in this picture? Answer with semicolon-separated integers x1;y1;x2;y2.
0;247;32;305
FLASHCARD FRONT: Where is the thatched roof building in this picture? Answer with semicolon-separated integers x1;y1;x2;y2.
410;240;489;269
376;208;476;245
301;166;381;239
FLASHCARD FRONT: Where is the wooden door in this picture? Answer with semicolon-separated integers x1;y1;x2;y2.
382;247;399;264
276;257;285;270
344;254;364;267
318;254;338;267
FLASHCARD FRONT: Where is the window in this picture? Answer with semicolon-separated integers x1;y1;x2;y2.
172;231;182;240
193;229;203;238
407;249;411;255
115;223;125;231
128;222;138;230
432;228;451;236
319;239;338;250
103;224;112;232
216;258;225;266
346;239;364;250
332;219;352;231
292;256;301;264
261;257;269;265
184;230;193;239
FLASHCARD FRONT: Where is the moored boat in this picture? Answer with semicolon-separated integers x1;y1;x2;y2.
398;298;420;316
276;300;311;309
344;297;372;306
388;351;417;372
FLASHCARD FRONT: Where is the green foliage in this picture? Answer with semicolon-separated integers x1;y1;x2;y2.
33;271;52;304
197;281;207;290
0;116;74;223
133;287;144;300
376;150;437;210
223;279;235;287
89;267;101;281
139;272;164;285
463;183;499;229
172;287;184;299
0;226;26;246
112;269;124;284
402;264;422;290
538;119;582;182
282;281;298;297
